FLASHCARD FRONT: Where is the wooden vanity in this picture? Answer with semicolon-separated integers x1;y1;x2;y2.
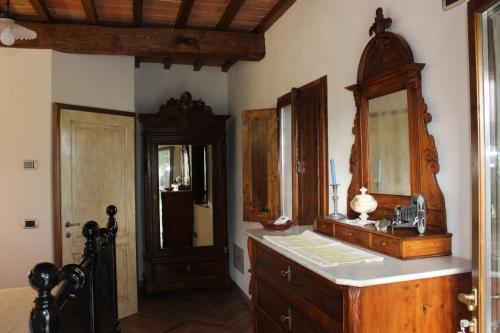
247;227;471;333
315;217;452;259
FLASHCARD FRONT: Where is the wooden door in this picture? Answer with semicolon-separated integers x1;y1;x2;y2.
58;107;138;319
242;108;279;222
294;77;329;225
469;0;500;331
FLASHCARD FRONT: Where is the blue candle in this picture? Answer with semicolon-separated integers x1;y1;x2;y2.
377;159;382;183
330;159;337;185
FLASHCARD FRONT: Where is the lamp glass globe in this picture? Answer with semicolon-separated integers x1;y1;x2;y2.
0;28;16;46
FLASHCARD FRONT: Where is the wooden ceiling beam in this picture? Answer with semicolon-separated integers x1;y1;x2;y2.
7;23;266;61
216;0;245;31
133;0;143;27
221;59;236;72
28;0;52;23
253;0;296;33
81;0;99;25
175;0;195;28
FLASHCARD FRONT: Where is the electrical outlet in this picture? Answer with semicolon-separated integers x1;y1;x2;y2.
233;243;244;274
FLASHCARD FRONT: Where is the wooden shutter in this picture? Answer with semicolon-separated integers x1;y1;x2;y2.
242;108;279;222
295;77;329;225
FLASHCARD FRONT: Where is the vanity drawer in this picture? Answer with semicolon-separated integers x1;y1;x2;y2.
256;308;284;333
371;234;401;257
256;279;328;333
315;218;334;236
335;224;370;248
255;244;344;330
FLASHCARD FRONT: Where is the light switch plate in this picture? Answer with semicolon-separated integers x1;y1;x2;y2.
23;219;39;229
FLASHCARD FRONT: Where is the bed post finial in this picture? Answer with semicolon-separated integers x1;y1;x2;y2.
106;205;118;236
29;262;60;333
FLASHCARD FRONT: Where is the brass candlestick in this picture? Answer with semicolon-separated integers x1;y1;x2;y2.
329;184;346;220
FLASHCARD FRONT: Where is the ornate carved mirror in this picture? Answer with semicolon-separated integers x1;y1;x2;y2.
346;8;447;233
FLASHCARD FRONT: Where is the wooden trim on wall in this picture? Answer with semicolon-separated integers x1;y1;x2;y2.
52;103;136;267
467;0;499;328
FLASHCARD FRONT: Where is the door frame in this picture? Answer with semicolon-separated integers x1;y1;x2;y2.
468;0;500;329
52;103;136;267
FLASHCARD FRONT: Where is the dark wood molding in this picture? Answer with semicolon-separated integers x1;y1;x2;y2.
216;0;245;31
7;23;266;61
52;103;135;267
52;104;62;267
28;0;52;22
253;0;296;33
175;0;195;28
346;8;447;233
81;0;99;24
193;58;203;71
133;0;143;27
163;57;172;70
221;59;236;72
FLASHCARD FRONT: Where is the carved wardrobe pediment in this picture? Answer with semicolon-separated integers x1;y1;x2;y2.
140;91;229;132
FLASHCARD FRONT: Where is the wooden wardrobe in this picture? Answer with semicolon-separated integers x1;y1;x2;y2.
140;92;230;292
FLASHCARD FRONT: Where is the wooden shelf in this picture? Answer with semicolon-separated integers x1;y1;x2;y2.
315;217;452;260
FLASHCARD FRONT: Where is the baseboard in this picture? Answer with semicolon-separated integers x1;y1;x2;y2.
230;278;251;310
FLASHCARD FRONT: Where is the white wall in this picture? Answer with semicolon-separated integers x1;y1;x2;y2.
52;52;135;111
0;49;53;288
227;0;470;295
135;63;228;114
0;51;136;288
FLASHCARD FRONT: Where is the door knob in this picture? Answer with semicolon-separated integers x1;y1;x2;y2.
458;287;478;312
65;222;81;228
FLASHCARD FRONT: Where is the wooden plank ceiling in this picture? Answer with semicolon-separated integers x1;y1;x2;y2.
0;0;296;71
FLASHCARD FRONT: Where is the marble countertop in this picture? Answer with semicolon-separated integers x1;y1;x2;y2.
245;226;471;287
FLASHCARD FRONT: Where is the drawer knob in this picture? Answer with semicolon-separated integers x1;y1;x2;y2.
280;266;292;282
347;232;353;236
380;241;387;247
280;308;292;330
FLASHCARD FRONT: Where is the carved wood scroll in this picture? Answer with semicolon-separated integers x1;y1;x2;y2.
346;8;447;233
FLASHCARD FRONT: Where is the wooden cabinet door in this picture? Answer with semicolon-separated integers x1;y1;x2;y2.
294;77;328;225
242;109;279;222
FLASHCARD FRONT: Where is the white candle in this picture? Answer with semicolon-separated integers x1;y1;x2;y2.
330;159;337;185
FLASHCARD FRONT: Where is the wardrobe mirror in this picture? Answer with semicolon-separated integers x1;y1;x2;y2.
279;104;293;218
157;144;213;249
367;90;411;195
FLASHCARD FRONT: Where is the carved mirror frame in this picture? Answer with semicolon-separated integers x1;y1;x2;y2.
346;8;447;233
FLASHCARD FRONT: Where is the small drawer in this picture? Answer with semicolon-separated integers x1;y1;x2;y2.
257;279;326;333
255;244;344;329
371;234;401;258
315;219;334;236
335;224;370;248
153;260;223;282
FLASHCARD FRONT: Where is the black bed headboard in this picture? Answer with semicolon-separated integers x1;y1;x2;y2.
29;205;120;333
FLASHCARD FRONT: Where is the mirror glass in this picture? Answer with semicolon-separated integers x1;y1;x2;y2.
280;105;293;218
368;90;411;195
158;144;213;248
